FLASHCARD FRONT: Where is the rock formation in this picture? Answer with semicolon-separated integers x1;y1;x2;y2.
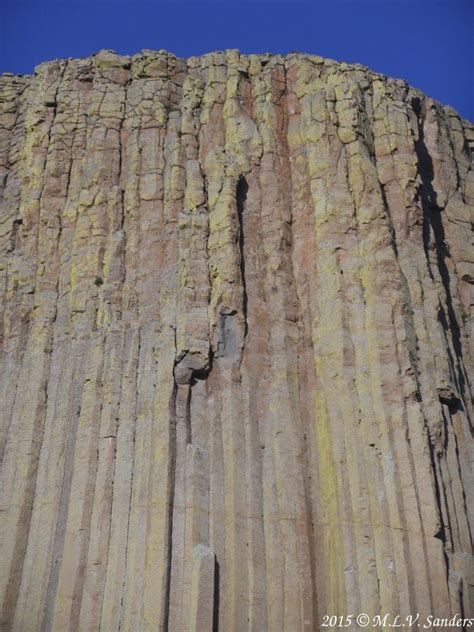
0;49;473;631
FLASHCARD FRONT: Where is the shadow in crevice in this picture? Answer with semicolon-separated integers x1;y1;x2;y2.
236;176;249;338
213;558;220;632
411;97;466;396
10;218;23;251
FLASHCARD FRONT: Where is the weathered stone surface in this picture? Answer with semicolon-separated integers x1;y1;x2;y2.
0;49;472;631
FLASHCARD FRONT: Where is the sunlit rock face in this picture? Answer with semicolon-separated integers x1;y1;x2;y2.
0;49;473;631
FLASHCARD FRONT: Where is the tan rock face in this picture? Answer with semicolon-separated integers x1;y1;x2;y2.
0;49;473;631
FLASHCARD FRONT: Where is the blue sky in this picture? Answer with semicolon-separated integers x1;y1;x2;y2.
1;0;473;121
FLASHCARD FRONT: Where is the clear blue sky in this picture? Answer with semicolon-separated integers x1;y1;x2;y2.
1;0;473;121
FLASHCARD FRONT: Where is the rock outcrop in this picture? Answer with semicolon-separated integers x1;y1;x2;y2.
0;49;473;631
